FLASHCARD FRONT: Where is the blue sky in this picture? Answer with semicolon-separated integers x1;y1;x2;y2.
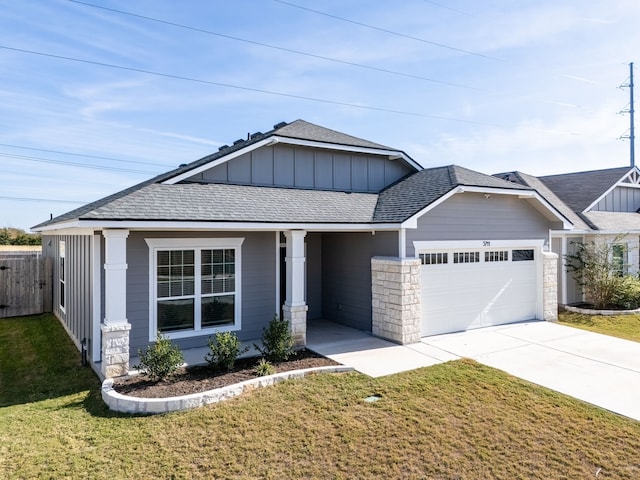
1;0;639;231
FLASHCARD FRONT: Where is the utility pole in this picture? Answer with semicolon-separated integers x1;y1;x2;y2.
619;62;635;167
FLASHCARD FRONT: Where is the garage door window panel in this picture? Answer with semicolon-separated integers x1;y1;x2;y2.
512;249;534;261
453;251;480;264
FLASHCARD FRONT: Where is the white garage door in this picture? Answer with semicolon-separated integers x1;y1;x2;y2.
420;246;538;336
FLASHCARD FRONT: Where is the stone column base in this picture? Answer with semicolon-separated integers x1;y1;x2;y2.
282;304;308;347
371;257;421;345
542;251;559;322
101;322;132;378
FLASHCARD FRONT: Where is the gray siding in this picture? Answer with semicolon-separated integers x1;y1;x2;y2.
193;144;413;193
126;231;277;353
405;192;552;256
592;186;640;212
43;234;93;353
306;233;322;320
321;231;397;331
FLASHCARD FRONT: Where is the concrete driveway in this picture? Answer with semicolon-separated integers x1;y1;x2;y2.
308;320;640;422
422;321;640;422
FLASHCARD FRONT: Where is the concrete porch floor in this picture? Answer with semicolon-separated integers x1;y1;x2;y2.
306;319;458;377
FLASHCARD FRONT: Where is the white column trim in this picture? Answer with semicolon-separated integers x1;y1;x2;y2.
91;233;102;363
284;230;307;308
103;229;129;326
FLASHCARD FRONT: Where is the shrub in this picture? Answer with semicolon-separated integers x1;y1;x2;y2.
205;331;248;371
612;275;640;310
135;333;184;381
565;238;631;309
254;358;275;377
254;315;295;362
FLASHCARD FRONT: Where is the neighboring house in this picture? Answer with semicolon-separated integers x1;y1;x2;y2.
496;166;640;305
33;120;567;379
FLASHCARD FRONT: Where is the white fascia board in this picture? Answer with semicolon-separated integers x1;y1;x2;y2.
162;137;278;185
45;219;402;232
34;224;95;236
163;136;420;186
582;166;638;213
270;136;421;170
414;239;544;251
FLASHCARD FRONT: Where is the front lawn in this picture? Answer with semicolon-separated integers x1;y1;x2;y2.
558;311;640;343
1;314;639;479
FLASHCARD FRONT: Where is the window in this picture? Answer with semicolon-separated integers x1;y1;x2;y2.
453;251;480;264
146;238;244;339
420;252;448;265
485;250;508;262
612;244;627;276
512;249;534;261
59;240;66;311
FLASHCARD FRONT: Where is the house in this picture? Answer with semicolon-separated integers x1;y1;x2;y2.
33;120;568;379
496;166;640;305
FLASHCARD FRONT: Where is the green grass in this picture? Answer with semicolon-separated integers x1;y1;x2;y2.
1;314;640;479
558;311;640;343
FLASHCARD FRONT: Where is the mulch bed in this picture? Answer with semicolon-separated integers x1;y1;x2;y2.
113;349;340;398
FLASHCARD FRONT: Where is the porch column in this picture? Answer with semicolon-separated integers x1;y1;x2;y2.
542;251;559;322
101;229;131;378
283;230;307;346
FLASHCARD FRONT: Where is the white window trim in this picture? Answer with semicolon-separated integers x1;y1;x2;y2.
59;240;66;313
145;237;244;341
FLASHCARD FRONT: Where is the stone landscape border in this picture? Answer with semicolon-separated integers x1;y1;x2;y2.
563;305;640;316
102;365;354;415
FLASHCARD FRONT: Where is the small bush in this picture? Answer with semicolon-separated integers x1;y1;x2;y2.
254;315;295;362
205;331;248;371
135;333;184;381
254;358;276;377
612;275;640;310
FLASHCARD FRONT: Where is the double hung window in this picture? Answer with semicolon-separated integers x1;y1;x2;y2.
146;238;243;339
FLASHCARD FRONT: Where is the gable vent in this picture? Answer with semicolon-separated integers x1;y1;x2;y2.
273;121;287;129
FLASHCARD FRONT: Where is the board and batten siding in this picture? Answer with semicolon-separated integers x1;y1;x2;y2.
592;185;640;212
188;144;413;193
321;231;397;331
405;192;553;257
126;231;277;353
42;234;94;353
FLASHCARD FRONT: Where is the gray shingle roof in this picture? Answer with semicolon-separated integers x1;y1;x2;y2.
275;120;394;150
538;167;632;213
80;183;379;224
583;211;640;231
495;171;592;230
33;120;405;229
374;165;531;222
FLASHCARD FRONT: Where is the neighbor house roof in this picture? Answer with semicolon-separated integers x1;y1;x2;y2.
538;166;632;213
494;171;592;230
495;166;640;232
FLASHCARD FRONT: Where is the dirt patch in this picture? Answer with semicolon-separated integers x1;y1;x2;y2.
113;349;339;398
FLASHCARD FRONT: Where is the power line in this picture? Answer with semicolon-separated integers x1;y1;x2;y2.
0;44;496;126
0;196;88;204
0;142;169;168
272;0;500;61
68;0;479;90
0;152;161;174
422;0;477;17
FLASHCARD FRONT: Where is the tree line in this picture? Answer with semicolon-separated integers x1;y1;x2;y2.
0;228;41;246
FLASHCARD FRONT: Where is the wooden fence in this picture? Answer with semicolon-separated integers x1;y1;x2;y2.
0;253;52;318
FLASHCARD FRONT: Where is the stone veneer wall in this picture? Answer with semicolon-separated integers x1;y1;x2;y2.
101;323;131;378
542;251;558;321
371;257;421;344
283;304;307;347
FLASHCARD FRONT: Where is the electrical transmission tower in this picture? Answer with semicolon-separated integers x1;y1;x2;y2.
619;62;635;167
